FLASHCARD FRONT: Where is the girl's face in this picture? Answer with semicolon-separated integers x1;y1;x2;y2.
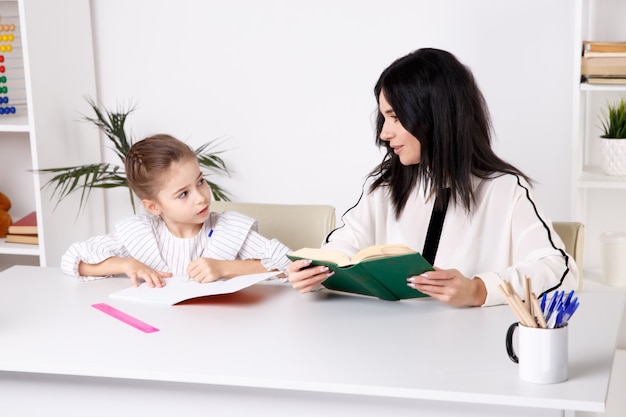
378;91;421;166
143;157;211;238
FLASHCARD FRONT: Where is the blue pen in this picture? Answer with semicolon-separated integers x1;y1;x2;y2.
557;290;566;315
556;298;579;328
550;292;567;328
554;291;565;312
541;292;548;314
554;301;568;328
563;290;575;309
545;291;561;322
553;310;565;328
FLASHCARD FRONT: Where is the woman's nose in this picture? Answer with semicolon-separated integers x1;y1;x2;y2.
380;127;393;141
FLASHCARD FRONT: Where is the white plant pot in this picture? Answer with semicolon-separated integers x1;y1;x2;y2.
600;138;626;176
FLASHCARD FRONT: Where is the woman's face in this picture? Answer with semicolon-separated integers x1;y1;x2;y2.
378;91;421;166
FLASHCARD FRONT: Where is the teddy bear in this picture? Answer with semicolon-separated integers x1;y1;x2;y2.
0;192;12;238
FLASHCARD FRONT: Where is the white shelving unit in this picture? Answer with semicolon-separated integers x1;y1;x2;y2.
572;0;626;273
0;0;106;270
572;5;626;417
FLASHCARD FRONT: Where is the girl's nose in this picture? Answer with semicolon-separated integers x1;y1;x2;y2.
195;193;207;204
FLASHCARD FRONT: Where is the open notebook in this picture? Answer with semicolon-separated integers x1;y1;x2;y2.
109;271;279;305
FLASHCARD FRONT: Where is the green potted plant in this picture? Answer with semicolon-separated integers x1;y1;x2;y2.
599;96;626;176
38;98;231;213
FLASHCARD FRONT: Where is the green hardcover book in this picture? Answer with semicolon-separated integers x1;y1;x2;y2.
287;244;433;301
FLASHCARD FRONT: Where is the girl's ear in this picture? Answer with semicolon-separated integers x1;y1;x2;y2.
142;199;161;215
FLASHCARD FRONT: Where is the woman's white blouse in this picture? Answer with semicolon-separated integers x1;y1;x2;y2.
61;211;291;280
323;174;578;306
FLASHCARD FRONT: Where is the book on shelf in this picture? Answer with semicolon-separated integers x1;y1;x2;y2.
585;76;626;86
583;41;626;53
287;244;434;301
5;233;38;245
583;51;626;58
581;56;626;77
7;211;37;235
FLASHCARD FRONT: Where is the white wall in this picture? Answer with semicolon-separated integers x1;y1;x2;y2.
90;0;576;228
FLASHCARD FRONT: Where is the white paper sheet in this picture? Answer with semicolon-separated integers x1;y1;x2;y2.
109;272;279;305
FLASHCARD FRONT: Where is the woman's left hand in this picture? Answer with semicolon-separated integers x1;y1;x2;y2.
407;267;487;307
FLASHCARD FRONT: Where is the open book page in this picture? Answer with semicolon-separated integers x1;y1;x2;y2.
288;248;352;266
351;244;415;263
109;271;279;305
289;244;415;267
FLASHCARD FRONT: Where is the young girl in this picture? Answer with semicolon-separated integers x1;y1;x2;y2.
287;48;578;307
61;134;291;287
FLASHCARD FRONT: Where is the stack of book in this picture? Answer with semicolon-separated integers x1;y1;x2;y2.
6;211;38;245
581;41;626;85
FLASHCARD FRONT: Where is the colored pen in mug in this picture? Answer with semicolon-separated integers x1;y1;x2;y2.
554;297;579;328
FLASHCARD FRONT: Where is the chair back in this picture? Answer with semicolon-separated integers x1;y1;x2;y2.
553;221;584;290
211;201;336;251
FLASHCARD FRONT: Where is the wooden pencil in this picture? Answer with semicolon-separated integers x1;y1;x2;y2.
523;276;532;314
530;292;548;329
512;292;538;328
498;284;533;327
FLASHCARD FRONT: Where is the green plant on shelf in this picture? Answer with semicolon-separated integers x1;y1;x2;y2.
600;96;626;139
36;98;232;214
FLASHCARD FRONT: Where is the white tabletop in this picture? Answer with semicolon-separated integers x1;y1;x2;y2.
0;265;623;413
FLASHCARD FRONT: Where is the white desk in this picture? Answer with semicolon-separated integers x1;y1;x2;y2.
0;266;623;417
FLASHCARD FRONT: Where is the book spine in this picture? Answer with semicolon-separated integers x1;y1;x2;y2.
581;57;626;76
583;41;626;53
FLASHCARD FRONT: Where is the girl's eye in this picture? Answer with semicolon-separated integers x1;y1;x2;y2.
198;178;206;186
178;191;188;199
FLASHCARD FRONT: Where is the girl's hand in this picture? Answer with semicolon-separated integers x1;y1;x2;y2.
123;258;172;288
78;257;171;288
287;259;334;293
187;258;226;283
188;258;268;283
407;267;487;307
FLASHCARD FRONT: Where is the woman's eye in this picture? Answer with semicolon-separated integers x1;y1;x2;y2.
384;113;398;122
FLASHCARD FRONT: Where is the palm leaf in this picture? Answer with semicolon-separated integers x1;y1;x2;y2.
207;181;230;202
195;141;231;175
83;97;134;162
38;163;126;211
36;97;232;215
195;141;233;201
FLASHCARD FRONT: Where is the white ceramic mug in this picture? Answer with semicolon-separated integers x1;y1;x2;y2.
505;322;568;384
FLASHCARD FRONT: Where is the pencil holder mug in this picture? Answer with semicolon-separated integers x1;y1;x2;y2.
505;322;568;384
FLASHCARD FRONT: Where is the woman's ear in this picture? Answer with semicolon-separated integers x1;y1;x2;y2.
142;199;161;215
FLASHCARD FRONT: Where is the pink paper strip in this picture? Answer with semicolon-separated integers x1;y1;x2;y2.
91;303;159;333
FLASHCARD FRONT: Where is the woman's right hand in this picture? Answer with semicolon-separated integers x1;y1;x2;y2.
287;259;334;293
